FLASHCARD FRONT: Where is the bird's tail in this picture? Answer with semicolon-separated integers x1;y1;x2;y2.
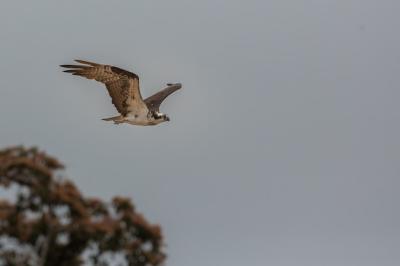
102;115;123;124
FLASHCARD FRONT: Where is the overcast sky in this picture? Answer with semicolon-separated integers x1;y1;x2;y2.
1;1;400;266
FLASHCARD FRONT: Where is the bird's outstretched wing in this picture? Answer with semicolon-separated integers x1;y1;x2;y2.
60;60;147;116
144;83;182;112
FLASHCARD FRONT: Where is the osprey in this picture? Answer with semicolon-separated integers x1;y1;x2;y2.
60;60;182;126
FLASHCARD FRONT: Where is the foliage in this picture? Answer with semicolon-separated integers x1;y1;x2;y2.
0;146;165;266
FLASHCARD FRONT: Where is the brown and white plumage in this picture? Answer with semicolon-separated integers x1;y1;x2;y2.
60;60;182;126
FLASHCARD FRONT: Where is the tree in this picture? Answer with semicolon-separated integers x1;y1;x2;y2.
0;146;165;266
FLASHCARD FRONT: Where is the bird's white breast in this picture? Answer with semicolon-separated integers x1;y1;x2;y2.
124;111;155;126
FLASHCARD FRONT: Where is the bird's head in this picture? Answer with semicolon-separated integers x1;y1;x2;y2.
152;111;170;123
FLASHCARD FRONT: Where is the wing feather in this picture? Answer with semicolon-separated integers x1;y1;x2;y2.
144;83;182;112
60;60;146;116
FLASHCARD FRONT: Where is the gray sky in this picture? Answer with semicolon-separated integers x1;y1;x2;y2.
1;1;400;265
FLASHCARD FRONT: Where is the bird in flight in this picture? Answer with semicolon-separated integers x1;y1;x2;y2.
60;60;182;126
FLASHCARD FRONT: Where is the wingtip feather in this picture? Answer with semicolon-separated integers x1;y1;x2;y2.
63;70;77;73
74;59;99;66
60;64;89;69
167;83;182;89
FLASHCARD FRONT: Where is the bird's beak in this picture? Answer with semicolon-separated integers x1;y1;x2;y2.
166;116;170;121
